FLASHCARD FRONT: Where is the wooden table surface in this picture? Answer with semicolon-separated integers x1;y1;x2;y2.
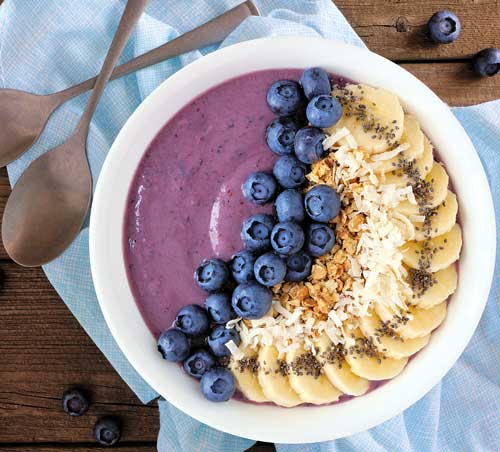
0;1;498;451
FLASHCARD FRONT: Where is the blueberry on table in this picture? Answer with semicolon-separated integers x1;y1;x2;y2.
473;48;500;77
62;388;89;417
305;223;336;257
201;367;236;402
300;67;331;100
266;116;299;155
194;258;229;292
254;252;287;287
175;304;210;336
294;126;326;164
208;325;241;357
204;293;234;324
266;80;304;116
304;184;341;223
275;189;305;223
306;95;342;128
241;214;275;252
232;281;273;319
427;10;460;44
94;417;121;446
273;155;308;189
229;250;256;284
270;221;305;256
285;252;313;282
242;171;278;205
183;349;216;379
158;328;190;362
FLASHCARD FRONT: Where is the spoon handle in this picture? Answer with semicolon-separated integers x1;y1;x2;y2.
76;0;149;135
56;1;258;104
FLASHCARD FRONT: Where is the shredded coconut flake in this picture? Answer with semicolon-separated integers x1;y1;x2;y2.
323;127;351;149
371;142;410;161
226;340;244;360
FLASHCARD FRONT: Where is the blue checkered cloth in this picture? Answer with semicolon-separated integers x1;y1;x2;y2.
0;1;498;450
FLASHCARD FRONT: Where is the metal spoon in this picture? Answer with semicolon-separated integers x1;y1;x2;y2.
1;0;149;267
0;1;259;168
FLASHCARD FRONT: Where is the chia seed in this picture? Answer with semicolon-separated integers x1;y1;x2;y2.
236;356;259;374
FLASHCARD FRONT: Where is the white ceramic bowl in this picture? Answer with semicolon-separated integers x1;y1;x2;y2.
89;37;496;443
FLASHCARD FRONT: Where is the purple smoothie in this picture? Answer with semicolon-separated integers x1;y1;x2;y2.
123;68;452;407
125;69;304;337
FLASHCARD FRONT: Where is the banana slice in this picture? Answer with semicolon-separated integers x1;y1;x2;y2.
344;329;408;380
413;191;458;241
315;334;369;396
398;303;447;339
374;302;447;339
423;162;449;209
358;312;431;359
402;224;462;272
378;135;433;187
329;84;404;153
394;161;450;215
410;264;458;309
373;303;406;332
229;346;268;403
373;115;424;174
286;344;342;405
257;345;302;407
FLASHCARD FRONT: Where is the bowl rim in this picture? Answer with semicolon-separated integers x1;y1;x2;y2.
89;36;496;443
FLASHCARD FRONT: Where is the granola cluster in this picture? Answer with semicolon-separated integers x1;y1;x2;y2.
271;153;366;325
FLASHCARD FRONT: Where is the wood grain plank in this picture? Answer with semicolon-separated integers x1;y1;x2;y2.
336;0;500;61
403;61;500;106
0;446;158;452
0;443;274;451
0;263;158;443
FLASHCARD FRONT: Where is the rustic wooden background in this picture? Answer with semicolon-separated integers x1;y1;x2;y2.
0;1;498;451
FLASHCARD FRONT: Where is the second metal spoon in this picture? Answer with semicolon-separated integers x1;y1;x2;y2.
0;1;259;168
2;0;149;267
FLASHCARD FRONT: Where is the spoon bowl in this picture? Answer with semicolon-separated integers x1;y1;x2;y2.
2;0;149;267
2;135;92;266
0;1;259;169
0;90;57;167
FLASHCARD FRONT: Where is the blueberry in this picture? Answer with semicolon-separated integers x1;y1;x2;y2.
300;67;331;100
304;185;341;223
266;80;304;116
473;48;500;77
294;127;326;164
242;171;278;205
194;258;229;292
183;349;216;379
270;221;305;256
253;252;287;286
158;328;191;362
275;189;305;223
208;325;241;357
229;250;256;284
273;155;308;189
201;367;236;402
62;388;89;417
266;116;299;155
175;304;210;336
305;223;336;257
427;11;460;44
285;252;313;282
241;214;275;252
306;95;342;128
94;417;121;447
204;293;234;324
232;281;273;319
